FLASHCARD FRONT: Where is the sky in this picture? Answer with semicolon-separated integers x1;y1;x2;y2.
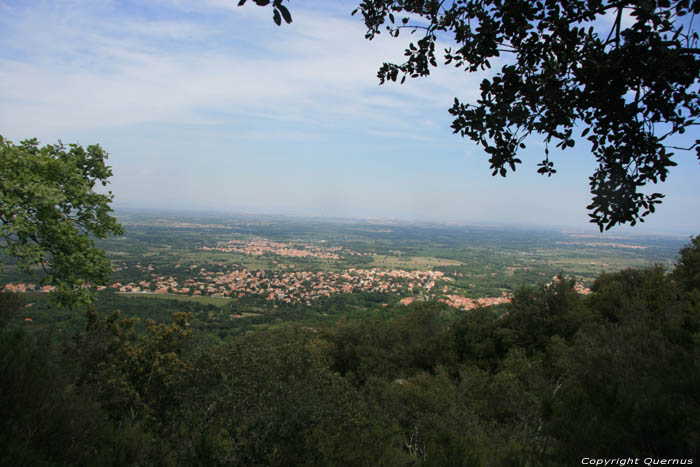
1;0;699;236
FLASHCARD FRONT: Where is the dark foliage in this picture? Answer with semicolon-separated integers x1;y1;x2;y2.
2;237;699;464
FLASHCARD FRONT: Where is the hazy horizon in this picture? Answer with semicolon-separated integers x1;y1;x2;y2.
110;205;694;239
2;0;699;236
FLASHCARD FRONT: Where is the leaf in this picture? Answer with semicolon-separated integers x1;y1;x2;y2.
278;4;292;23
0;137;123;307
273;8;281;26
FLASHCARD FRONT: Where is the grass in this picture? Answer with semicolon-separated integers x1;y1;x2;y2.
177;251;276;270
370;255;462;269
230;311;262;318
176;250;349;273
543;253;661;277
117;292;231;307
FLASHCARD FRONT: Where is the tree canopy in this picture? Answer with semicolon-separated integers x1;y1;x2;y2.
3;237;700;464
0;136;123;306
244;0;700;230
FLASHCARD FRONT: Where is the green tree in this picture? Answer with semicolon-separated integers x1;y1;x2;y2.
68;309;193;465
183;327;379;466
0;293;146;467
243;0;700;230
544;267;700;460
0;136;124;306
505;276;589;353
673;235;700;292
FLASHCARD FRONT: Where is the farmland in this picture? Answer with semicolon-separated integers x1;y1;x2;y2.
1;210;686;317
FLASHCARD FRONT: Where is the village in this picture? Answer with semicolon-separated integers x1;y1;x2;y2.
199;237;370;260
2;236;596;312
3;261;515;311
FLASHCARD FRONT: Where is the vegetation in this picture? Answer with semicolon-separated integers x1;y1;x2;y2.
1;236;698;465
0;136;123;306
76;213;684;299
2;0;698;463
3;2;698;456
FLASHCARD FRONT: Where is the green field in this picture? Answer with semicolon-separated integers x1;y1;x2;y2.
117;292;231;307
370;254;463;269
3;210;687;302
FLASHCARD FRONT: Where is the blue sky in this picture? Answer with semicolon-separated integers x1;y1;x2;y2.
1;0;699;235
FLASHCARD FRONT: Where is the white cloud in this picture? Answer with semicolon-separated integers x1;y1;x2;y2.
0;0;484;140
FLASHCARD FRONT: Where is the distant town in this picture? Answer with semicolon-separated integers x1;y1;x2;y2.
3;235;600;312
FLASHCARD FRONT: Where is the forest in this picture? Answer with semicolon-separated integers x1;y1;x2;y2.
1;236;698;466
2;0;699;463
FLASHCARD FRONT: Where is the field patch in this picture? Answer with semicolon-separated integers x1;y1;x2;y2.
545;255;654;275
118;292;231;307
370;255;462;269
